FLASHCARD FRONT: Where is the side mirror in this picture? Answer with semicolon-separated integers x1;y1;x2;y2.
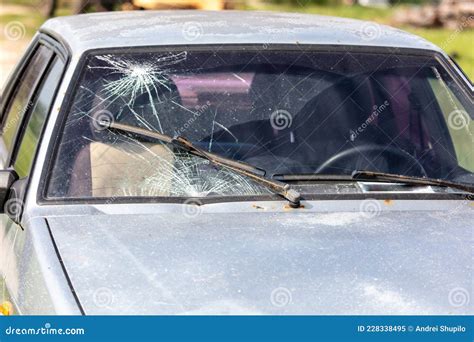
0;169;19;214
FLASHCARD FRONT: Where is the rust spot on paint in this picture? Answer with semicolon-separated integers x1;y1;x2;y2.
384;199;393;205
283;204;305;210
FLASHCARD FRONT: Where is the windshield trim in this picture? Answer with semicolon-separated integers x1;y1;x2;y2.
37;44;473;206
41;190;472;207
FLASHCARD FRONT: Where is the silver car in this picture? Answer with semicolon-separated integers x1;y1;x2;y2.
0;11;472;315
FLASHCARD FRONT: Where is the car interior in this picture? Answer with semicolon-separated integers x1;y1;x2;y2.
46;52;473;198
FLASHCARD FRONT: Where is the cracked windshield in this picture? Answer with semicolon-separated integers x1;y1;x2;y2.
47;48;474;199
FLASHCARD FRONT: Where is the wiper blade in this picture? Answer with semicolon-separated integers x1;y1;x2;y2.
352;170;474;194
101;121;301;207
273;174;353;181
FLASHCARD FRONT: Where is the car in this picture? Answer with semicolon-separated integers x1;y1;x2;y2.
69;0;232;15
131;0;233;10
0;10;472;315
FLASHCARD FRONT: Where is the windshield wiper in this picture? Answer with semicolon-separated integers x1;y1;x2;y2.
274;171;474;195
100;121;301;207
352;170;474;194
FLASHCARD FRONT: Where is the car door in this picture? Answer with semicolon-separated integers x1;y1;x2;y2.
0;36;66;315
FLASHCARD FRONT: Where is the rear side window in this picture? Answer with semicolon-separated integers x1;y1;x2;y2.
1;45;53;154
13;57;65;178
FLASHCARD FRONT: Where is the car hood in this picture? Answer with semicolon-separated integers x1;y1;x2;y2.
46;202;473;315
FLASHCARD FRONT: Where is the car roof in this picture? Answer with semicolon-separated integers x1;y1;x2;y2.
40;10;442;55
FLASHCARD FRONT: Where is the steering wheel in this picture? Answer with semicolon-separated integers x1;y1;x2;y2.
315;144;428;177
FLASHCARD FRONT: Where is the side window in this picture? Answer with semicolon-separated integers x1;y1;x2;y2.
1;45;53;156
429;77;474;172
13;57;65;178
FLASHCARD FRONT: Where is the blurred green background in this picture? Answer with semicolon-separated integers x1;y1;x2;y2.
0;0;473;87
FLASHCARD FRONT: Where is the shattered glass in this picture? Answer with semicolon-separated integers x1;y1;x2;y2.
46;48;474;200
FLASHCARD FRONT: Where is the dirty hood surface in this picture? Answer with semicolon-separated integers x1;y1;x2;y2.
47;208;473;315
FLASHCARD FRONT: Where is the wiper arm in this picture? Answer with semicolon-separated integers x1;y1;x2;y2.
101;121;301;207
352;170;474;194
